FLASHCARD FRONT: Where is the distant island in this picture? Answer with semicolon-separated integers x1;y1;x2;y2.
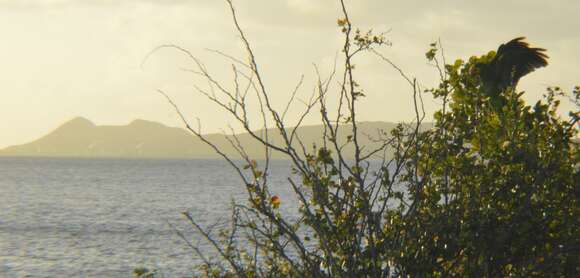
0;117;429;159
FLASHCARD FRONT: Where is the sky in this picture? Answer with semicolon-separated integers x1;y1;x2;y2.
1;0;578;148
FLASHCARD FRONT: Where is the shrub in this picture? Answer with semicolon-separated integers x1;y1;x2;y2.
149;1;579;277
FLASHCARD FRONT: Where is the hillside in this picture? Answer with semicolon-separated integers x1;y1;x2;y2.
0;117;430;159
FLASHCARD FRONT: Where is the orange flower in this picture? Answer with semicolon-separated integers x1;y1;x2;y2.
271;195;281;209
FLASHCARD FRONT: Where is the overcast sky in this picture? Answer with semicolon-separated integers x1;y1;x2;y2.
1;0;578;148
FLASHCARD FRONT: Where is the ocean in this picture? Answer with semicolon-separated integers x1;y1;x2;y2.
0;157;298;277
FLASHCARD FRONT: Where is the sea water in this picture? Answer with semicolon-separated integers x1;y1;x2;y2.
0;157;298;277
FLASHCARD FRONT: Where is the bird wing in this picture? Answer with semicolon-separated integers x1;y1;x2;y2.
493;37;549;87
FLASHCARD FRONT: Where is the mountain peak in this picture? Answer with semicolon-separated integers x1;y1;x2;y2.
61;117;95;128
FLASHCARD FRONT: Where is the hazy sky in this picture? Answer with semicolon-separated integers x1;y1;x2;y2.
1;0;578;148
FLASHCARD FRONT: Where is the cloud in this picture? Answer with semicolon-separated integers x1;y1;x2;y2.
0;0;193;10
0;0;578;148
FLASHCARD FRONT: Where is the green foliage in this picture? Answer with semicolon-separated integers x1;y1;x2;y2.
395;47;579;276
173;3;578;277
185;46;578;278
133;267;156;278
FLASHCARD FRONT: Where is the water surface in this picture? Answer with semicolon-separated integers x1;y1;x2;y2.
0;157;296;277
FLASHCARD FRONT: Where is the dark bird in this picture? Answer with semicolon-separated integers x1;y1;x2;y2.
478;37;549;106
